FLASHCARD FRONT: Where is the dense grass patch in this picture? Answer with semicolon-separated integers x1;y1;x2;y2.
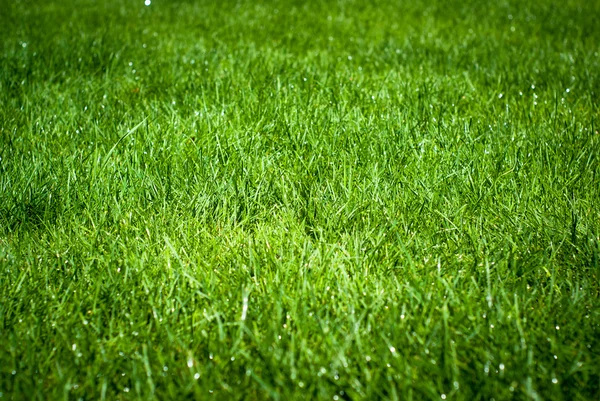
1;0;599;399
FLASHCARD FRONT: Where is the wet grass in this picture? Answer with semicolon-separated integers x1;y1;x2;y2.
1;0;599;399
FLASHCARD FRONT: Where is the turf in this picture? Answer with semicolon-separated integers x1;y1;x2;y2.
1;0;599;399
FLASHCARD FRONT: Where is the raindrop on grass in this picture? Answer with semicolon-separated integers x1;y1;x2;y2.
144;0;151;5
194;373;200;380
552;378;558;384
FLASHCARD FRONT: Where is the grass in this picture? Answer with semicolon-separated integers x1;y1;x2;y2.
1;0;599;399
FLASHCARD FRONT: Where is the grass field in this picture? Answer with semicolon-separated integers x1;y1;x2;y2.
1;0;599;399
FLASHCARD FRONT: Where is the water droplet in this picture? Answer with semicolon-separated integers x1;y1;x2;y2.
389;346;396;353
499;364;505;370
163;365;168;372
187;357;194;368
144;0;151;5
498;93;503;99
124;387;130;393
552;378;558;384
194;373;200;380
441;394;446;400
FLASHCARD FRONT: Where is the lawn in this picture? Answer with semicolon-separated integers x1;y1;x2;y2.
1;0;599;399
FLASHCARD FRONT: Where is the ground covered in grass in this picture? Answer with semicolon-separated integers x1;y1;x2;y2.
1;0;599;399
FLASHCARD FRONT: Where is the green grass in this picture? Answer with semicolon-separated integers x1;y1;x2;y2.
1;0;600;399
